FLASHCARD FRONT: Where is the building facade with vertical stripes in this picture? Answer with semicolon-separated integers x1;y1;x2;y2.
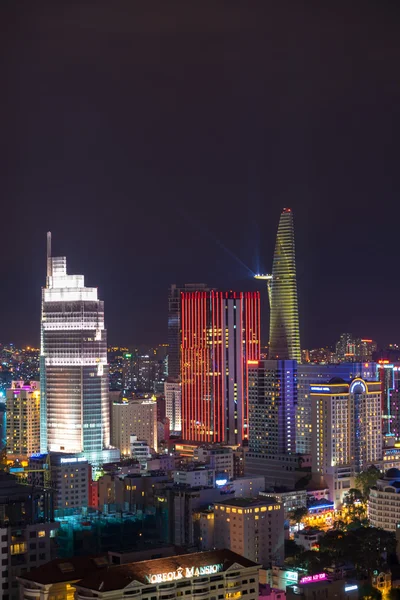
181;291;260;445
268;208;301;363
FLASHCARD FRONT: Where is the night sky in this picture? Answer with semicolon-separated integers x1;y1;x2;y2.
2;2;400;349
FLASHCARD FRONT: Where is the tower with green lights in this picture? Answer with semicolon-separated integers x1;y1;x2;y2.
256;208;301;362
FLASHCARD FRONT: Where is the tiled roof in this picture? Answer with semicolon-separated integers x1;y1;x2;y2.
18;555;109;584
77;550;259;592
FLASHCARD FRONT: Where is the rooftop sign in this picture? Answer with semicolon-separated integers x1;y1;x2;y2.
146;563;223;584
299;573;327;584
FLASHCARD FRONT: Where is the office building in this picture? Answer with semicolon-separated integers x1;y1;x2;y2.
213;498;284;567
0;472;58;600
311;378;382;505
6;380;40;460
168;283;209;380
111;398;158;455
40;233;117;466
181;290;260;444
72;550;261;600
296;363;378;454
369;469;400;531
164;380;181;433
29;453;90;511
256;208;300;362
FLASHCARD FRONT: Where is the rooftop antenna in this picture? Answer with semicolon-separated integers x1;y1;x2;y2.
47;231;52;280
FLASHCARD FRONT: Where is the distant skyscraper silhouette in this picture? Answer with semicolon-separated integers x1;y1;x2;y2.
263;208;301;362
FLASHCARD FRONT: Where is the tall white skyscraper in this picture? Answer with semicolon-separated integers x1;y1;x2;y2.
40;233;118;465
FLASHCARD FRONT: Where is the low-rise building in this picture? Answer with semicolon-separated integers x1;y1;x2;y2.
17;555;109;600
294;528;323;551
74;550;261;600
286;577;359;600
130;436;151;464
260;490;307;521
194;447;234;479
173;467;215;488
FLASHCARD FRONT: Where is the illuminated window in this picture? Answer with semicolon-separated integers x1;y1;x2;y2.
38;531;46;538
11;542;27;555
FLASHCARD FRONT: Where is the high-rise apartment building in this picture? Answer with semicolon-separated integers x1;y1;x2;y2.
311;378;382;505
296;362;378;454
164;380;182;433
181;290;260;444
247;360;297;455
168;283;209;380
256;209;300;362
40;233;118;465
6;381;40;460
111;398;158;455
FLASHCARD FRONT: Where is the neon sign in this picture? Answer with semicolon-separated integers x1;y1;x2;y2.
299;573;327;584
344;585;358;592
349;380;366;394
146;563;223;583
310;386;330;392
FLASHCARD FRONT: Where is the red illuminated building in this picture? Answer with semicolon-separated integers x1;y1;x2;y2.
181;291;260;445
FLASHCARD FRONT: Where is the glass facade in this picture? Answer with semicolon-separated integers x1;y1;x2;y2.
268;208;301;363
40;236;111;465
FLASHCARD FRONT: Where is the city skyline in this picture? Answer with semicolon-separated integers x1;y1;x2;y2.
2;3;400;349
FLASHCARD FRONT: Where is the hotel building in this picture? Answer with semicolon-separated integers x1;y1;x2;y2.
213;498;284;568
19;550;261;600
311;378;382;505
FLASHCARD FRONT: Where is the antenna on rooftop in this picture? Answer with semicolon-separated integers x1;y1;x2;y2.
47;231;52;279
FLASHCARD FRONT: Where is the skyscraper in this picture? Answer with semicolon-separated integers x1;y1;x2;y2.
181;290;260;444
168;283;209;380
247;360;297;456
40;233;118;465
256;208;301;362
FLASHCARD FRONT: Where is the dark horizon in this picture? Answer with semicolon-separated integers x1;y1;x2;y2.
2;2;400;349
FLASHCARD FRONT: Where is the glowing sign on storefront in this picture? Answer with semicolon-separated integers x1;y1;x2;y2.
146;563;223;583
344;585;358;592
285;571;299;582
299;573;327;584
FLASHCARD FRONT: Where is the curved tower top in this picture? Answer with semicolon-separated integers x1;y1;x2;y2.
268;208;301;362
